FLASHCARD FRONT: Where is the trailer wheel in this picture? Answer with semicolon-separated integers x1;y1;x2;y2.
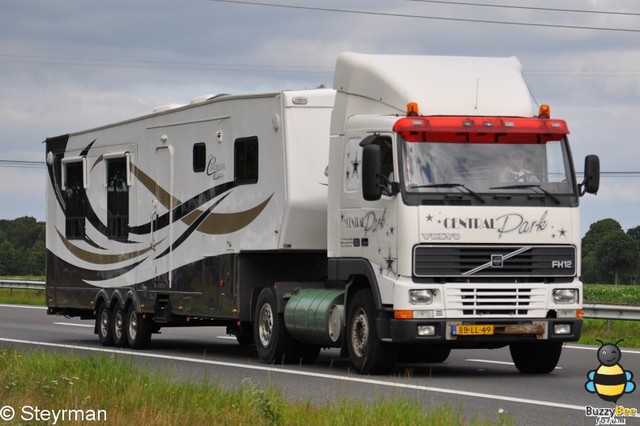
509;341;562;374
96;303;114;346
347;289;395;374
112;304;128;348
254;287;298;364
126;305;152;349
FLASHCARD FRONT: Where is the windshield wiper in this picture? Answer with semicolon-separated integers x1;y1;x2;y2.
410;183;485;204
489;184;561;204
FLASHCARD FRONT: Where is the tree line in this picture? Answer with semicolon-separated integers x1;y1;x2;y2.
0;217;45;276
0;216;638;283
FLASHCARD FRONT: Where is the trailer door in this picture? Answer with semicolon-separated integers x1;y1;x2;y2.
152;144;174;289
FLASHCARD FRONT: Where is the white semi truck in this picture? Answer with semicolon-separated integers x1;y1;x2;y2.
45;52;600;374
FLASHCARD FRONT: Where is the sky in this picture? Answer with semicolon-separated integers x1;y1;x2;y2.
1;0;639;235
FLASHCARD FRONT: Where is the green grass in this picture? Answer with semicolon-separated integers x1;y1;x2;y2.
580;319;640;348
583;284;640;305
580;284;640;348
0;288;45;305
0;349;511;426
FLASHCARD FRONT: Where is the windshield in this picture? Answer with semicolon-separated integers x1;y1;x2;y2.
401;137;575;196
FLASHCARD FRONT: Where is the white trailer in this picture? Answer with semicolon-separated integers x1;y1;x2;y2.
46;52;599;374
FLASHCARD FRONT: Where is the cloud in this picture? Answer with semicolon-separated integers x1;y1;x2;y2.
0;0;639;232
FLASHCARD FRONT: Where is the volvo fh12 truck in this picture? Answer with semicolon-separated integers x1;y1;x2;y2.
45;52;599;374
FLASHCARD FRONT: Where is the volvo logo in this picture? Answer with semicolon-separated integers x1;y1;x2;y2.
491;254;504;268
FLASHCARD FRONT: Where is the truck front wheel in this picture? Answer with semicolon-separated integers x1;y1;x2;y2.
254;287;298;364
509;341;562;374
347;289;395;374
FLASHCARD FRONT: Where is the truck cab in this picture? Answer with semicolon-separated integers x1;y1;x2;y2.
326;52;599;374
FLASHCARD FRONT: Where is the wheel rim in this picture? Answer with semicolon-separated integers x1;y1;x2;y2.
258;303;274;348
99;309;109;338
128;310;137;341
114;309;123;340
351;307;369;358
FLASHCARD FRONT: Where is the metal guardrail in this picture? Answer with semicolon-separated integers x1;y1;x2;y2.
0;280;45;291
1;280;638;321
582;303;640;321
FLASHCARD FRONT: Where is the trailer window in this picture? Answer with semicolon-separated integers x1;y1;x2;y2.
234;136;258;184
107;157;129;240
193;142;206;172
62;159;86;239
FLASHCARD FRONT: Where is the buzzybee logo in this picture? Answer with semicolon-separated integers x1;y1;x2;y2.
584;339;637;425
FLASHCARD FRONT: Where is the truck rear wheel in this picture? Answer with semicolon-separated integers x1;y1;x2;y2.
347;289;395;374
112;304;128;348
96;303;114;346
126;304;152;349
509;341;562;374
254;287;298;364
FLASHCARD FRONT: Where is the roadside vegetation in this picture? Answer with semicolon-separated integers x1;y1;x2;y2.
0;349;510;426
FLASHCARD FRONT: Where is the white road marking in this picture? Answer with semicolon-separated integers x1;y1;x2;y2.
565;344;640;355
466;359;563;370
0;304;47;310
0;336;586;412
466;359;514;366
53;322;93;328
217;336;236;340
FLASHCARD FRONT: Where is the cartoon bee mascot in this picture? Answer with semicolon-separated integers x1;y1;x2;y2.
585;339;636;403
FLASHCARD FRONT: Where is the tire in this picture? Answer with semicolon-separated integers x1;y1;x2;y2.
254;287;299;364
233;322;254;346
510;341;562;374
96;303;114;346
126;304;152;349
346;289;396;374
423;346;451;363
398;346;451;363
112;304;128;348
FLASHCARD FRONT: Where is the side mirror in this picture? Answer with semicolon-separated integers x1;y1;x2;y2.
580;154;600;196
362;144;383;201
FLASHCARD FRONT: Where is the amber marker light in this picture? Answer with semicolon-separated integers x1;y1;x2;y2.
538;104;551;118
577;309;584;319
394;310;413;319
407;102;419;116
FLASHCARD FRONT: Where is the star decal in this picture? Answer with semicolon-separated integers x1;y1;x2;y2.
384;249;396;271
350;156;361;179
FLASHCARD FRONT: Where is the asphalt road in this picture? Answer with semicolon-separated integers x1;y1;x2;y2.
1;304;638;425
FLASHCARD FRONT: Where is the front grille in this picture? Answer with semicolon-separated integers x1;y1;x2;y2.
413;245;576;278
448;287;545;316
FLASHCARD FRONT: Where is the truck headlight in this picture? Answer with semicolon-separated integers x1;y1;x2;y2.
409;289;434;305
553;289;578;304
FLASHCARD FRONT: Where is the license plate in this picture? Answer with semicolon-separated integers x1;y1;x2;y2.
452;324;494;336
